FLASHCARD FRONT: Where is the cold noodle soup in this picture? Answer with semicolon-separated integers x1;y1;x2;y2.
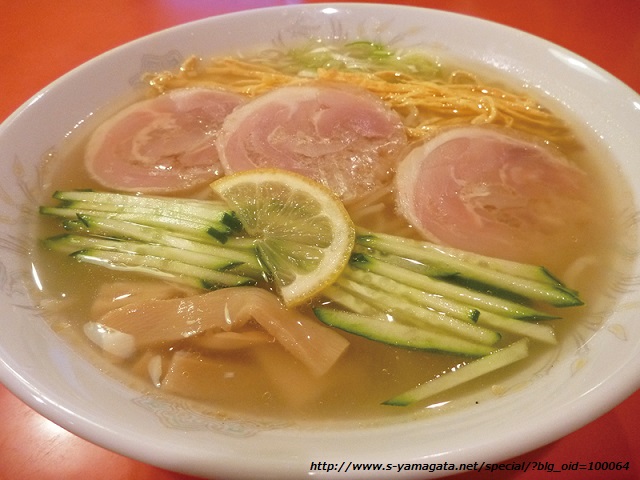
32;41;631;425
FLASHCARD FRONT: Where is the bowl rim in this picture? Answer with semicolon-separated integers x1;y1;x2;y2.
1;3;639;479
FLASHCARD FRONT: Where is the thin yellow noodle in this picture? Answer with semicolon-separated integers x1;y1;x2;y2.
344;184;393;210
318;69;577;148
344;184;414;235
349;203;386;225
145;55;579;152
147;57;305;97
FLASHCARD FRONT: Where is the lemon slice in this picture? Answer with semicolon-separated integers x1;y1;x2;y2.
210;169;355;307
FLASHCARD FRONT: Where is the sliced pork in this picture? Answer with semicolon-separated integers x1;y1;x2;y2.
85;87;244;193
216;84;407;201
395;126;592;264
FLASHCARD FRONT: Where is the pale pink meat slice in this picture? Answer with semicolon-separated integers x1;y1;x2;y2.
85;87;244;193
395;127;592;264
216;85;407;201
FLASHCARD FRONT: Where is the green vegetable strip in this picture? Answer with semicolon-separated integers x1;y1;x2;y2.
335;276;501;346
358;230;563;286
349;252;557;320
61;216;256;256
353;244;457;277
41;207;232;243
41;191;266;289
72;249;255;289
356;230;582;306
356;229;558;283
44;234;262;277
52;190;231;223
342;265;479;323
314;307;494;358
61;213;234;248
321;284;381;316
383;339;530;406
474;310;556;345
46;200;231;227
328;272;555;345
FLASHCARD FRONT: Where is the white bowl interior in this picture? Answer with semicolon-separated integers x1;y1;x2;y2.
0;4;639;479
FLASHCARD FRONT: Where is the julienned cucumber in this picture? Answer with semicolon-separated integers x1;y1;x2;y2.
335;274;500;346
60;214;256;254
42;190;243;243
315;228;577;405
356;228;555;283
355;229;582;307
341;265;480;323
348;252;558;320
40;207;235;244
333;264;557;345
313;307;494;357
40;190;262;288
52;190;237;227
45;208;230;243
72;249;255;290
383;338;530;406
44;234;262;277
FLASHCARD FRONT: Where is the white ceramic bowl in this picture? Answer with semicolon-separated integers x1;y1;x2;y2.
1;4;639;479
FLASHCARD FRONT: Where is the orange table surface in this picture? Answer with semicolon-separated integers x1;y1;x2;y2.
1;1;639;479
